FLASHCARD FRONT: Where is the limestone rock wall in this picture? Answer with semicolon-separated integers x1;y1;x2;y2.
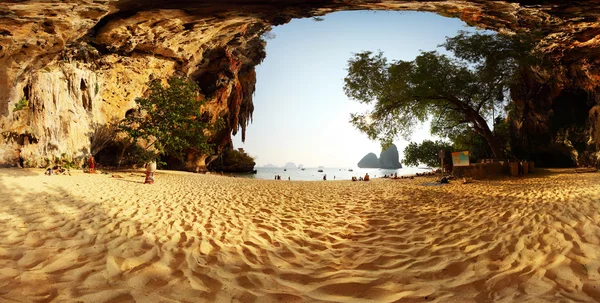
2;0;600;168
1;2;268;170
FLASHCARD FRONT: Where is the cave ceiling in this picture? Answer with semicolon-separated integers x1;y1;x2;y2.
2;1;600;82
2;1;600;86
1;0;600;168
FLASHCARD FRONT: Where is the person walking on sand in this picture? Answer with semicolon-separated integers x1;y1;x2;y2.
145;161;157;184
323;174;327;181
88;155;96;174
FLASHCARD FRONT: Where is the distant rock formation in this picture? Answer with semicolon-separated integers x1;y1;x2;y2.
380;144;403;169
283;162;297;169
298;164;304;169
357;145;403;169
262;164;277;168
357;153;380;168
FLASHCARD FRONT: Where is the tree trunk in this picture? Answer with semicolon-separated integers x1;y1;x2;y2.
446;96;504;159
472;113;504;159
480;127;504;159
117;144;129;169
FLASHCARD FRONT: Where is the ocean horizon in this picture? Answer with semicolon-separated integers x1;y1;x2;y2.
234;166;433;181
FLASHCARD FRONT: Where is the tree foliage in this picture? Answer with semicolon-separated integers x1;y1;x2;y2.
218;149;255;167
344;31;541;158
450;116;511;160
119;76;217;161
403;140;453;168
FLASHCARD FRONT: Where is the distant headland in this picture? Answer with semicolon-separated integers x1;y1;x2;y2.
357;144;402;169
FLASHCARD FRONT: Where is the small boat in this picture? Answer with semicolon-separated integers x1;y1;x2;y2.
348;169;353;172
318;169;323;172
301;168;305;171
284;169;287;171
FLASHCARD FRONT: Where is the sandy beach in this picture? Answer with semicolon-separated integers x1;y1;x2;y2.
1;168;599;302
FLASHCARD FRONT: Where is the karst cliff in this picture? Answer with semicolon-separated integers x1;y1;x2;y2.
357;144;402;169
2;0;600;170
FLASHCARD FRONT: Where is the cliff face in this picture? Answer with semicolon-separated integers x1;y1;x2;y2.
0;2;266;169
2;0;600;169
357;152;379;169
358;144;402;169
379;144;402;169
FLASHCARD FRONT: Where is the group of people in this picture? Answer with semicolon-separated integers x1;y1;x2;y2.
415;171;438;177
381;170;440;180
274;175;290;181
351;173;370;181
45;165;71;175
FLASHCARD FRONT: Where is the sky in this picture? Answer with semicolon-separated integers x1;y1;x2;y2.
232;11;480;168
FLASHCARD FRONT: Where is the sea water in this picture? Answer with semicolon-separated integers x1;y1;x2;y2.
234;167;433;181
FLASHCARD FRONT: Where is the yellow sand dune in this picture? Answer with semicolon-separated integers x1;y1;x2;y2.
0;168;599;302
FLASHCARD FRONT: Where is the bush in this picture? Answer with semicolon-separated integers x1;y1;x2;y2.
221;149;255;166
403;140;453;168
14;97;28;111
209;148;256;172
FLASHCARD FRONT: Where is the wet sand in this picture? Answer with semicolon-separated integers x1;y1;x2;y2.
1;168;599;302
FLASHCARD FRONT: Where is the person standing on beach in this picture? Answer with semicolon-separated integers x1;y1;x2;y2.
145;161;157;184
16;148;24;168
88;155;96;174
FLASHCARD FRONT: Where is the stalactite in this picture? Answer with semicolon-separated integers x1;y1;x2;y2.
238;68;256;142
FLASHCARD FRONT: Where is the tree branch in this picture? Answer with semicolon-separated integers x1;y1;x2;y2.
443;119;470;130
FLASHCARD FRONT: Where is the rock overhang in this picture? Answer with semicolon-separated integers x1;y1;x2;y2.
1;0;600;168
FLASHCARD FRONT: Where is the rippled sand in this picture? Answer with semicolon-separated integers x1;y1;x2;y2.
1;168;600;302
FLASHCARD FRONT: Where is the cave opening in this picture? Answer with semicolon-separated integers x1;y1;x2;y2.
22;85;29;101
94;144;121;167
551;88;594;157
80;79;92;111
231;11;497;168
125;108;136;118
551;88;592;134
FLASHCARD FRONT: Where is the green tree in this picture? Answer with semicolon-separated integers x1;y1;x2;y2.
344;31;540;158
208;148;256;172
119;76;216;161
403;140;453;168
449;115;511;161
